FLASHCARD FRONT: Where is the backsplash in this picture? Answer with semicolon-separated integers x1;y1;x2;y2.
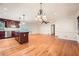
0;21;5;30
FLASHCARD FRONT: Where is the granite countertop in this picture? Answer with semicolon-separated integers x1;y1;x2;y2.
0;30;29;32
0;27;29;32
0;30;5;31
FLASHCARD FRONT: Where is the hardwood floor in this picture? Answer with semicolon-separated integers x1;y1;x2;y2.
0;34;79;56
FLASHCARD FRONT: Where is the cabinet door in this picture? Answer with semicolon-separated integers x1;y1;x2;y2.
5;20;20;28
0;31;5;39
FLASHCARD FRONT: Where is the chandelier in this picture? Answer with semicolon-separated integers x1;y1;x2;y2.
36;3;49;24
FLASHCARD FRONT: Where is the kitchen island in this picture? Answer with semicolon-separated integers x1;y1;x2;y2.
13;31;29;44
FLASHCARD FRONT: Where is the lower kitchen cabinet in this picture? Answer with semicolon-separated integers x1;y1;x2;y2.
15;32;29;44
0;31;5;39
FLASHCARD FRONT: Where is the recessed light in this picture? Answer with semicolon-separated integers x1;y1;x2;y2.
54;12;56;15
3;8;8;11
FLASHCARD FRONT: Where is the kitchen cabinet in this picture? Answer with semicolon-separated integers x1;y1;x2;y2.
5;20;20;28
0;31;5;39
15;32;29;44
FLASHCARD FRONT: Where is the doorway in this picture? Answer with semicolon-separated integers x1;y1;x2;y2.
51;24;55;36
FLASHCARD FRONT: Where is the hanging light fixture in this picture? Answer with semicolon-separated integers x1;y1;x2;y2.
19;14;26;25
36;3;49;24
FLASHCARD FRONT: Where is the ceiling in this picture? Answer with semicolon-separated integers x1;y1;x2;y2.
0;3;79;23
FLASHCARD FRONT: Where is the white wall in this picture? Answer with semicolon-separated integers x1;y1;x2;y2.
25;23;41;34
40;24;51;35
55;17;77;41
26;23;52;35
24;16;78;41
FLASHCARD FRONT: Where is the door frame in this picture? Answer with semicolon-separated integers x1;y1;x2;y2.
51;24;55;36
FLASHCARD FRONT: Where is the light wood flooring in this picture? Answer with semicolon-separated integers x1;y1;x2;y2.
0;34;79;56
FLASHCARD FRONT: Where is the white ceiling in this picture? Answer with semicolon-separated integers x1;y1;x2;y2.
0;3;79;23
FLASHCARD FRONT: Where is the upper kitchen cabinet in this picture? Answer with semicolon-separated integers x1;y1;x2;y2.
0;18;20;28
5;20;20;28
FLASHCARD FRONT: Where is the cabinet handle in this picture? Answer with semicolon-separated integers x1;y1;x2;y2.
24;34;26;36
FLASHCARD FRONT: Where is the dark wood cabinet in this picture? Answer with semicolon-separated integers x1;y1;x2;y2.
5;20;20;28
0;31;5;39
15;32;29;44
0;18;20;28
12;31;19;37
0;18;20;39
0;18;29;44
